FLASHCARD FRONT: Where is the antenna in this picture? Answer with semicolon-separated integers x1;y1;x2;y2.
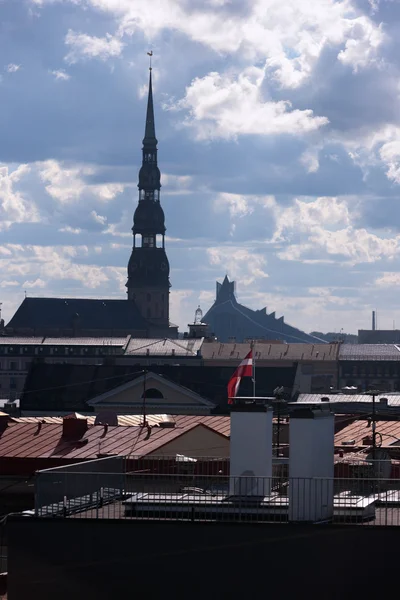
142;369;147;427
147;50;153;70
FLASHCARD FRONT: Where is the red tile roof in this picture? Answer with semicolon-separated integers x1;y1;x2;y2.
0;415;231;462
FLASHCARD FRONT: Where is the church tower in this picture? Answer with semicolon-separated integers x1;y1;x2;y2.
126;63;170;328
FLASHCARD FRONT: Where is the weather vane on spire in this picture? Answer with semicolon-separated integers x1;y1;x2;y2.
147;50;153;71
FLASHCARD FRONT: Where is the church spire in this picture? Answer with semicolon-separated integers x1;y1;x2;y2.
126;56;171;331
143;67;157;145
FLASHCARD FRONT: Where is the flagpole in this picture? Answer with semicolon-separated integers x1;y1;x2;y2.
252;339;256;398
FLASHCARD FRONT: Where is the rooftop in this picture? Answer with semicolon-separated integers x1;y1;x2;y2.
202;342;339;361
0;414;230;463
297;393;400;407
124;337;203;357
5;297;150;333
335;419;400;448
339;344;400;360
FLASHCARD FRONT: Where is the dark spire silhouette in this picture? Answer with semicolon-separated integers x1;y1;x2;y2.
143;68;157;146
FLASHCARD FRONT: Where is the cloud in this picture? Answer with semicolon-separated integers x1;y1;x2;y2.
272;196;351;242
375;272;400;287
207;246;269;286
174;70;329;140
58;226;82;234
91;210;107;225
5;63;21;73
0;164;39;229
0;243;124;290
38;160;124;204
64;30;124;64
50;69;70;81
23;278;46;288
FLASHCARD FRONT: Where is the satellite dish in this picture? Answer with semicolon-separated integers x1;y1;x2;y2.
94;411;119;427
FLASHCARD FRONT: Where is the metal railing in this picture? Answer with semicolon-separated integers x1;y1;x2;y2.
35;456;126;516
34;462;400;525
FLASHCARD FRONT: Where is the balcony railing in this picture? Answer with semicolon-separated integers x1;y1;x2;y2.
32;456;400;526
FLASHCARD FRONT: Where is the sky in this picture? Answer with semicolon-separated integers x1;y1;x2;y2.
2;0;400;334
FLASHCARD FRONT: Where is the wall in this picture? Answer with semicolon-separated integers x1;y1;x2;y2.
148;424;229;458
7;517;400;600
99;378;203;407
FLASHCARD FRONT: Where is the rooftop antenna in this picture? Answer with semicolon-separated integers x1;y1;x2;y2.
141;369;147;427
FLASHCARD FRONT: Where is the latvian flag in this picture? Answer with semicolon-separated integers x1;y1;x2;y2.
227;350;253;404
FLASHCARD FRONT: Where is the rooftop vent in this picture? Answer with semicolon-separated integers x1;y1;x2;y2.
341;439;355;446
379;397;389;406
159;416;176;428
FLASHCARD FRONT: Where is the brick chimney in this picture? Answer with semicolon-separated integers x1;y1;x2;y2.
62;413;88;439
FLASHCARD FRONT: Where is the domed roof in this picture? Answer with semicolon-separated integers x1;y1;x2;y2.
133;200;166;234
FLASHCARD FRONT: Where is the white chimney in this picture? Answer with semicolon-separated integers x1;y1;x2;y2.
229;404;273;497
289;408;334;522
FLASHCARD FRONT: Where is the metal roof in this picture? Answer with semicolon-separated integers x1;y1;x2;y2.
13;414;170;427
297;393;400;406
201;342;339;361
339;344;400;360
0;337;44;345
0;415;231;460
124;337;203;357
6;297;149;331
41;337;129;346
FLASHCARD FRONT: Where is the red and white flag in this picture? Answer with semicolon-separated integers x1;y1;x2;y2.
227;350;253;404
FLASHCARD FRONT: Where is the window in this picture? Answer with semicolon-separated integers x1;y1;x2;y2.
142;388;164;399
143;235;155;248
9;361;17;371
147;293;151;302
147;308;151;318
10;377;17;389
140;190;145;200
